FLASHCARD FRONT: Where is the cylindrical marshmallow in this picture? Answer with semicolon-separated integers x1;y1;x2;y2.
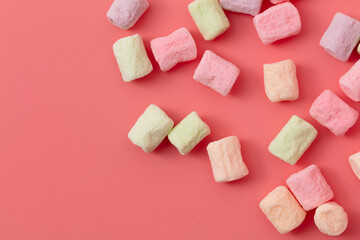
314;202;348;236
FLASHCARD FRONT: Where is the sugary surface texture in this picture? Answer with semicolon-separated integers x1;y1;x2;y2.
268;115;317;165
309;89;358;136
128;104;174;153
106;0;149;30
349;151;360;180
264;59;299;102
270;0;290;4
339;60;360;102
219;0;263;16
193;50;240;96
320;12;360;62
150;28;197;72
314;202;348;236
253;2;301;45
286;164;334;211
259;186;306;234
206;136;249;182
113;34;153;82
168;112;210;155
188;0;230;41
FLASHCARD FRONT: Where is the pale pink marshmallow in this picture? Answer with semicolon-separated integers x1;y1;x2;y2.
286;165;334;211
309;89;358;136
349;151;360;180
270;0;289;4
219;0;263;16
339;60;360;102
320;12;360;62
314;202;348;236
193;50;240;96
253;2;301;45
206;136;249;183
106;0;149;30
150;28;197;72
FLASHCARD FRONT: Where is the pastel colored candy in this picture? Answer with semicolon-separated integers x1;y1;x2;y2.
259;186;306;234
286;164;334;211
150;28;197;72
128;104;174;153
268;115;317;165
270;0;289;4
206;136;249;182
358;43;360;55
309;89;358;136
264;59;299;102
219;0;263;16
106;0;149;30
314;202;348;236
339;60;360;102
349;151;360;180
320;12;360;62
113;34;153;82
193;50;240;96
253;2;301;45
168;112;210;155
188;0;230;41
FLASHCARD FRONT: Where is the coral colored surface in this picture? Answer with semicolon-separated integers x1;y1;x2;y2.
0;0;360;239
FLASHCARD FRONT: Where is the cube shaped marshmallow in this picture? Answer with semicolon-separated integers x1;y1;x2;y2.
219;0;263;16
150;28;197;72
320;12;360;62
270;0;289;4
206;136;249;182
314;202;348;236
309;89;358;136
107;0;149;30
113;34;153;82
188;0;230;41
268;115;317;165
264;59;299;102
193;50;240;96
339;60;360;102
349;151;360;180
253;2;301;45
259;186;306;234
286;165;334;211
128;104;174;153
168;112;210;155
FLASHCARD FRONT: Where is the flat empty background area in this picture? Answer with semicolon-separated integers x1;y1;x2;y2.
1;0;360;239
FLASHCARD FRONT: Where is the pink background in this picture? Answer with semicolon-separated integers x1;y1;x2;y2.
1;0;360;239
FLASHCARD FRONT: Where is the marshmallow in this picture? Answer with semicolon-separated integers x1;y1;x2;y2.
314;202;348;236
339;60;360;102
193;50;240;96
106;0;149;30
128;104;174;153
259;186;306;234
268;115;317;165
206;136;249;182
168;112;210;155
270;0;289;4
253;2;301;45
188;0;230;41
309;89;358;136
219;0;263;16
150;28;197;72
113;34;153;82
286;165;334;211
349;151;360;180
320;12;360;62
264;59;299;102
358;43;360;55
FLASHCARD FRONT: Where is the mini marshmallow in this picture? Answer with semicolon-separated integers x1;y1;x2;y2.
207;136;249;182
349;151;360;180
339;60;360;102
259;186;306;234
309;89;358;136
193;50;240;96
128;104;174;153
314;202;348;236
253;2;301;45
168;112;210;155
286;165;334;211
270;0;289;4
113;34;153;82
150;28;197;72
219;0;263;16
107;0;149;30
264;59;299;102
320;12;360;62
188;0;230;41
268;115;317;165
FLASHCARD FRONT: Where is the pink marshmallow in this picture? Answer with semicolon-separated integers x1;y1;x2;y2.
150;28;197;72
309;89;358;136
286;165;334;211
253;2;301;45
270;0;289;4
339;60;360;102
193;50;240;96
219;0;263;16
